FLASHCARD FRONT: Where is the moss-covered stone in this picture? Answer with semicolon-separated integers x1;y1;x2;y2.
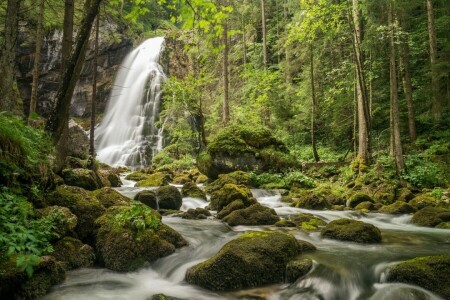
156;185;183;210
436;221;450;229
125;170;153;181
275;219;297;227
290;213;327;230
181;182;206;200
216;199;246;219
286;258;313;282
134;190;158;209
0;255;65;300
386;254;450;299
408;195;437;210
37;206;77;237
159;209;182;216
180;208;211;220
222;203;279;226
210;183;254;212
196;174;209;184
93;187;130;208
204;171;251;194
95;203;187;272
379;201;416;214
397;188;415;202
347;193;374;208
61;168;102;191
291;192;331;210
150;294;184;300
172;174;192;184
411;207;450;227
354;201;375;211
98;169;122;187
135;172;171;187
321;218;382;243
185;231;310;291
52;237;95;270
46;185;105;243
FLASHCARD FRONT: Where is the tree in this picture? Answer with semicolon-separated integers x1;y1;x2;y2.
90;15;100;157
62;0;74;73
261;0;267;69
426;0;441;124
222;0;230;124
310;43;320;162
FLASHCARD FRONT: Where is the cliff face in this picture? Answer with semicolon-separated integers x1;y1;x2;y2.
16;27;133;118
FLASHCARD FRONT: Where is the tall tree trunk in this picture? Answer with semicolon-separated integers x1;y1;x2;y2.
0;0;22;115
46;0;103;165
261;0;267;69
242;11;247;66
222;0;230;124
284;0;291;83
388;0;405;174
310;43;320;162
426;0;441;125
29;0;45;121
90;15;100;157
351;0;371;170
62;0;75;73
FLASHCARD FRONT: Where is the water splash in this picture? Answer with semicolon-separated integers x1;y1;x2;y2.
95;37;166;169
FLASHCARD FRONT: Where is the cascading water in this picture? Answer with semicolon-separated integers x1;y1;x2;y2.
95;37;166;169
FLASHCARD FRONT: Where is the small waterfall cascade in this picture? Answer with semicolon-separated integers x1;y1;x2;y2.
95;37;166;169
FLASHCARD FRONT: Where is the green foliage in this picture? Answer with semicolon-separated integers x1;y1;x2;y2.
250;171;315;189
0;189;58;277
112;202;161;233
403;154;447;188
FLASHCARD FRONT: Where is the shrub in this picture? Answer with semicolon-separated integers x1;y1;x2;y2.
402;154;447;188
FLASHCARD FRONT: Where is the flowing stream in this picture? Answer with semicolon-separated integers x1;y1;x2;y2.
95;37;166;169
41;181;450;300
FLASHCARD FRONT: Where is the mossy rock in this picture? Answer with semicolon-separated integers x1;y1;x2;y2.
408;195;437;210
64;156;87;169
0;255;65;300
159;209;182;216
286;258;313;282
216;199;246;219
135;172;171;187
210;183;254;212
204;171;251;194
347;193;374;208
386;254;450;299
95;203;187;272
411;207;450;227
37;206;77;237
196;174;209;184
134;190;158;209
290;213;327;230
150;294;184;300
181;182;206;200
354;201;375;211
61;168;102;191
321;218;382;243
156;185;183;210
222;203;279;226
436;222;450;229
172;174;192;184
291;192;331;210
379;201;416;214
98;169;122;187
185;231;309;291
275;219;296;227
46;185;105;243
93;187;130;208
397;188;415;202
125;171;152;181
180;208;211;220
52;237;95;270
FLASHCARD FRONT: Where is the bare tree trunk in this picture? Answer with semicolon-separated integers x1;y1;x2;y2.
222;0;230;124
261;0;267;69
310;43;320;162
426;0;441;125
62;0;74;73
29;0;45;121
46;0;103;152
90;15;100;157
388;0;405;174
0;0;22;115
284;0;291;84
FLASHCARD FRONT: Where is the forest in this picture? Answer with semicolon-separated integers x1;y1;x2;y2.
0;0;449;299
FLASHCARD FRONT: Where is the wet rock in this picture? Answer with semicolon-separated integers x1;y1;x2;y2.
210;183;254;212
157;185;183;210
125;171;152;181
379;201;416;214
93;187;130;208
386;254;450;299
222;203;279;226
134;190;158;209
196;174;209;184
135;172;171;187
397;188;415;202
37;206;77;237
408;195;437;211
411;207;450;227
205;171;251;194
291;194;331;210
275;219;296;227
290;213;327;230
321;218;382;243
98;169;122;187
286;258;313;282
354;201;376;211
180;208;211;220
172;174;192;184
61;168;103;191
149;294;184;300
52;237;95;270
67;120;89;159
185;231;311;291
181;182;206;200
347;193;374;208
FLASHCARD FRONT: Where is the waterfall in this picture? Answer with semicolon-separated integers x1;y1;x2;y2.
95;37;166;169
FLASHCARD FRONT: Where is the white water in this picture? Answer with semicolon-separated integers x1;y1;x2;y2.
95;37;166;169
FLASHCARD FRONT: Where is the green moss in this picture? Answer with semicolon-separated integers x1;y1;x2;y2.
134;190;158;209
286;258;313;282
354;201;375;211
411;207;450;227
61;168;102;191
172;174;192;184
436;221;450;229
135;172;171;187
205;171;251;194
386;254;450;299
321;218;382;243
409;195;437;210
125;171;151;181
290;213;326;230
196;174;209;184
222;203;279;226
379;201;416;214
181;182;206;200
52;237;95;270
93;187;130;208
180;208;211;220
275;219;296;227
37;206;77;237
156;185;182;210
210;183;254;212
348;193;374;208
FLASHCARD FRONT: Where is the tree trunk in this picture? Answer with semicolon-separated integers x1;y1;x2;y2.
90;15;100;157
426;0;441;125
261;0;267;69
29;0;45;121
310;43;320;162
0;0;22;115
62;0;75;73
242;11;247;66
222;0;230;124
46;0;103;149
284;0;292;83
388;0;405;174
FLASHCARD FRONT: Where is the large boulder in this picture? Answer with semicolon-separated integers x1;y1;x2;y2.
347;193;374;208
37;206;77;237
185;231;313;291
321;218;382;243
411;207;450;227
286;258;313;282
134;190;158;209
408;195;437;211
386;254;450;299
61;168;102;191
290;213;327;230
209;183;255;212
156;185;183;210
67;119;89;159
95;203;188;272
135;172;171;187
97;169;122;187
181;182;206;200
205;171;251;194
52;237;95;270
222;203;279;226
379;201;416;214
93;187;130;208
197;125;298;179
46;185;105;243
180;208;211;220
